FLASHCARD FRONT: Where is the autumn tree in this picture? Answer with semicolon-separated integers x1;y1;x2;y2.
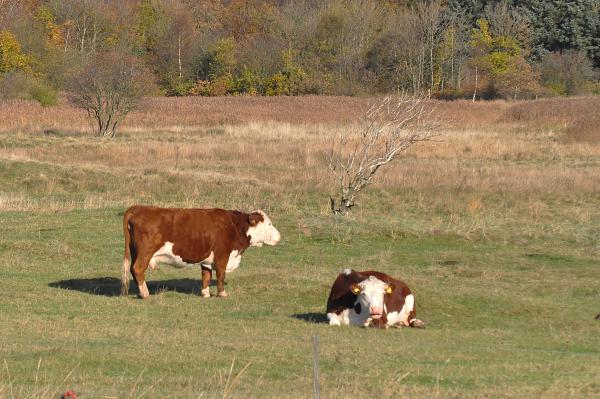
68;50;155;137
470;18;538;99
541;50;598;95
1;0;598;99
0;30;31;73
437;10;471;96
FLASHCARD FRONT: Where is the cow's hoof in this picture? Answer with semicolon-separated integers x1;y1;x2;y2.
411;319;426;329
138;283;150;299
200;288;210;298
217;291;228;297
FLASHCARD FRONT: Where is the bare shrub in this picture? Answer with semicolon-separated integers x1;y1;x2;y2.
67;50;155;137
328;94;439;214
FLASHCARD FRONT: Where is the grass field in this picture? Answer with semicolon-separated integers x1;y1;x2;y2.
0;96;599;398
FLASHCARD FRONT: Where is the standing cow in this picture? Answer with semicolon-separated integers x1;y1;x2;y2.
326;269;425;328
121;206;281;299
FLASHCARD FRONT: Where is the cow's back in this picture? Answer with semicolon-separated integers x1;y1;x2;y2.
124;206;247;263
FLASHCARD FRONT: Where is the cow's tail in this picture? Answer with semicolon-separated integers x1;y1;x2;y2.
121;209;135;296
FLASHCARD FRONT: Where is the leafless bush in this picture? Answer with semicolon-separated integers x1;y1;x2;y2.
328;94;439;214
68;50;155;137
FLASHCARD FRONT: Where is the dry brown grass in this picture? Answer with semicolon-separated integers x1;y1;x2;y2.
2;95;599;140
0;96;370;134
1;96;599;249
2;115;598;202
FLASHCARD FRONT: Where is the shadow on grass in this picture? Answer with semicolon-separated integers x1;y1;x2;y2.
49;277;212;297
292;313;328;324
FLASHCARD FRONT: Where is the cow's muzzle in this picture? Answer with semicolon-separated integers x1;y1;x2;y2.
268;232;281;245
370;306;383;319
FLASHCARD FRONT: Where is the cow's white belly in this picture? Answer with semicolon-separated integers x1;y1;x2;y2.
149;242;242;273
149;242;214;269
328;308;369;327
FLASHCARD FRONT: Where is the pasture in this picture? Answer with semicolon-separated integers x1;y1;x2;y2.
0;96;599;398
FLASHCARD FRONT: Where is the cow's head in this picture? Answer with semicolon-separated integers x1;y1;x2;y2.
350;276;394;320
247;210;281;247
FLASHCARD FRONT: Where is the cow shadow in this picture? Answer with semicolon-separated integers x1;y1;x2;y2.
291;313;328;324
49;277;214;297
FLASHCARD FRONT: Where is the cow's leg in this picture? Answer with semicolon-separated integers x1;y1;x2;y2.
216;267;227;297
201;267;211;298
327;309;349;326
407;301;425;328
327;312;342;326
214;255;228;297
131;254;151;299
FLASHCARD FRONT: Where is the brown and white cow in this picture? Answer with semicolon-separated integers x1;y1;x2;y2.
121;205;281;299
326;269;425;328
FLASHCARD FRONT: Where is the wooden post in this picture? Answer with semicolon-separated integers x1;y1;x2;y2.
312;334;321;399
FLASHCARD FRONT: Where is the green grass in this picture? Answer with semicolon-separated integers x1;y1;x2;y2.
0;206;599;398
0;121;599;398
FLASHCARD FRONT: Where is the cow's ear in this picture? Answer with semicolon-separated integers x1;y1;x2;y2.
385;283;394;294
248;213;262;226
350;284;361;295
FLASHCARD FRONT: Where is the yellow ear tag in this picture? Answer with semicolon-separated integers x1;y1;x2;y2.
385;286;393;294
352;286;361;294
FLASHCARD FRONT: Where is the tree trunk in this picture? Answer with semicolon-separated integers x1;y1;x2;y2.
472;66;478;102
178;34;182;79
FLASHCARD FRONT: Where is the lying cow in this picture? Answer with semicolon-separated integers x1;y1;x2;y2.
326;269;425;328
121;206;281;299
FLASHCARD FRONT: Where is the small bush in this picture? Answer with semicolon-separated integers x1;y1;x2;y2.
168;80;194;96
189;79;211;96
545;81;567;96
30;82;57;107
209;75;234;96
265;72;288;96
234;69;261;95
0;72;57;106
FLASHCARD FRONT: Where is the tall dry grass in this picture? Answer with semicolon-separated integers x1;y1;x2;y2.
2;95;599;140
0;95;599;253
0;96;369;134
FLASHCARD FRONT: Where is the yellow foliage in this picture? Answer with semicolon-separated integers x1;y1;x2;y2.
0;30;31;73
34;6;63;47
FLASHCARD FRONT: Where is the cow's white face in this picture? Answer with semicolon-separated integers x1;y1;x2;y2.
351;276;394;320
247;210;281;247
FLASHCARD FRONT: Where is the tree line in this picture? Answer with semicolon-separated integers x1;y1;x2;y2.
1;0;599;104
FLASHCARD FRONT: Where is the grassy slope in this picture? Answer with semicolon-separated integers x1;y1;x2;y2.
0;97;599;398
